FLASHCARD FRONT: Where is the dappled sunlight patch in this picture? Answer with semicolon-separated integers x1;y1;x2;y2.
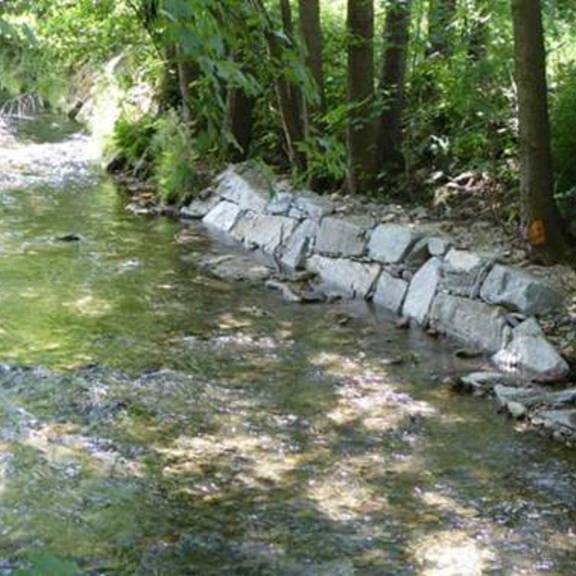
310;351;436;431
416;488;480;519
158;432;300;489
306;462;389;522
21;422;143;478
64;294;113;317
216;312;254;331
412;530;496;576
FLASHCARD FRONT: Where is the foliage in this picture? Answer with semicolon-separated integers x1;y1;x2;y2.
151;111;199;203
551;64;576;198
111;113;157;172
4;0;576;223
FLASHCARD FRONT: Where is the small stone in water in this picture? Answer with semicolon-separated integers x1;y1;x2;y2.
55;233;82;242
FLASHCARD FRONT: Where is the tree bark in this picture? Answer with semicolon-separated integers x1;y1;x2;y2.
226;52;255;161
175;45;200;124
347;0;377;194
511;0;572;262
377;0;412;174
251;0;307;170
428;0;457;57
298;0;326;114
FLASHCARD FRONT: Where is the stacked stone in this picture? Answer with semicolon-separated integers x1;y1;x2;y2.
181;164;570;385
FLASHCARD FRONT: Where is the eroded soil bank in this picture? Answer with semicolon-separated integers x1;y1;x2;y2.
0;116;576;574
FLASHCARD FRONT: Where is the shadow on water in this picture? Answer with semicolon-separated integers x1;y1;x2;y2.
0;116;575;574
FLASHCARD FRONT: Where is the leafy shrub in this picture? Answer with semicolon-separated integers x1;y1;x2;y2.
551;65;576;197
110;113;156;174
151;111;198;205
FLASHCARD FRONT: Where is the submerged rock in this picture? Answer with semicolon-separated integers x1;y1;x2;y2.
201;254;272;283
55;233;83;242
457;372;517;396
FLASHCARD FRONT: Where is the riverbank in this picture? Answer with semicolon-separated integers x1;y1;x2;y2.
126;162;576;446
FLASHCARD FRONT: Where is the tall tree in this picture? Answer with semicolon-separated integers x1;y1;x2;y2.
226;51;255;161
298;0;325;114
377;0;412;173
511;0;572;261
428;0;457;57
347;0;376;194
251;0;307;170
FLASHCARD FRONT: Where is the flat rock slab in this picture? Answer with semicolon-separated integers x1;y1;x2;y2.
215;166;272;213
531;410;576;433
314;217;367;258
480;264;563;316
202;254;272;283
368;224;422;264
493;318;570;382
289;190;335;220
459;371;519;395
430;293;509;353
402;257;442;325
373;272;408;314
307;255;381;298
231;212;298;254
203;201;244;233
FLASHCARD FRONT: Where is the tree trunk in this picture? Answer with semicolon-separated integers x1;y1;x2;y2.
251;0;307;170
226;52;255;161
511;0;572;262
428;0;457;57
298;0;326;114
175;45;199;124
378;0;412;174
347;0;377;194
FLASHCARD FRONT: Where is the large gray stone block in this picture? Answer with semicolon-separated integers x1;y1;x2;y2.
480;264;563;316
402;257;442;324
373;272;408;314
202;201;243;233
430;293;509;353
231;212;298;254
280;219;318;270
368;224;422;264
493;318;570;382
215;166;272;213
314;217;367;258
307;256;381;298
289;190;335;220
439;249;495;298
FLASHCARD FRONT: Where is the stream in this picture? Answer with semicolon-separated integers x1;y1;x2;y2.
0;115;574;575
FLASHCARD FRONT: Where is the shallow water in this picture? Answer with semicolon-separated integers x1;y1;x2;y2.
0;116;575;575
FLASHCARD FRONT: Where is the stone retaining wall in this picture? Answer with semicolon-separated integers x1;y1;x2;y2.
182;164;570;384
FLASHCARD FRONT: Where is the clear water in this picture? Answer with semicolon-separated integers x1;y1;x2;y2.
0;116;575;575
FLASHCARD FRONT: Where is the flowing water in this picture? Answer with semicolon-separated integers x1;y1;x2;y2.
0;116;574;575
